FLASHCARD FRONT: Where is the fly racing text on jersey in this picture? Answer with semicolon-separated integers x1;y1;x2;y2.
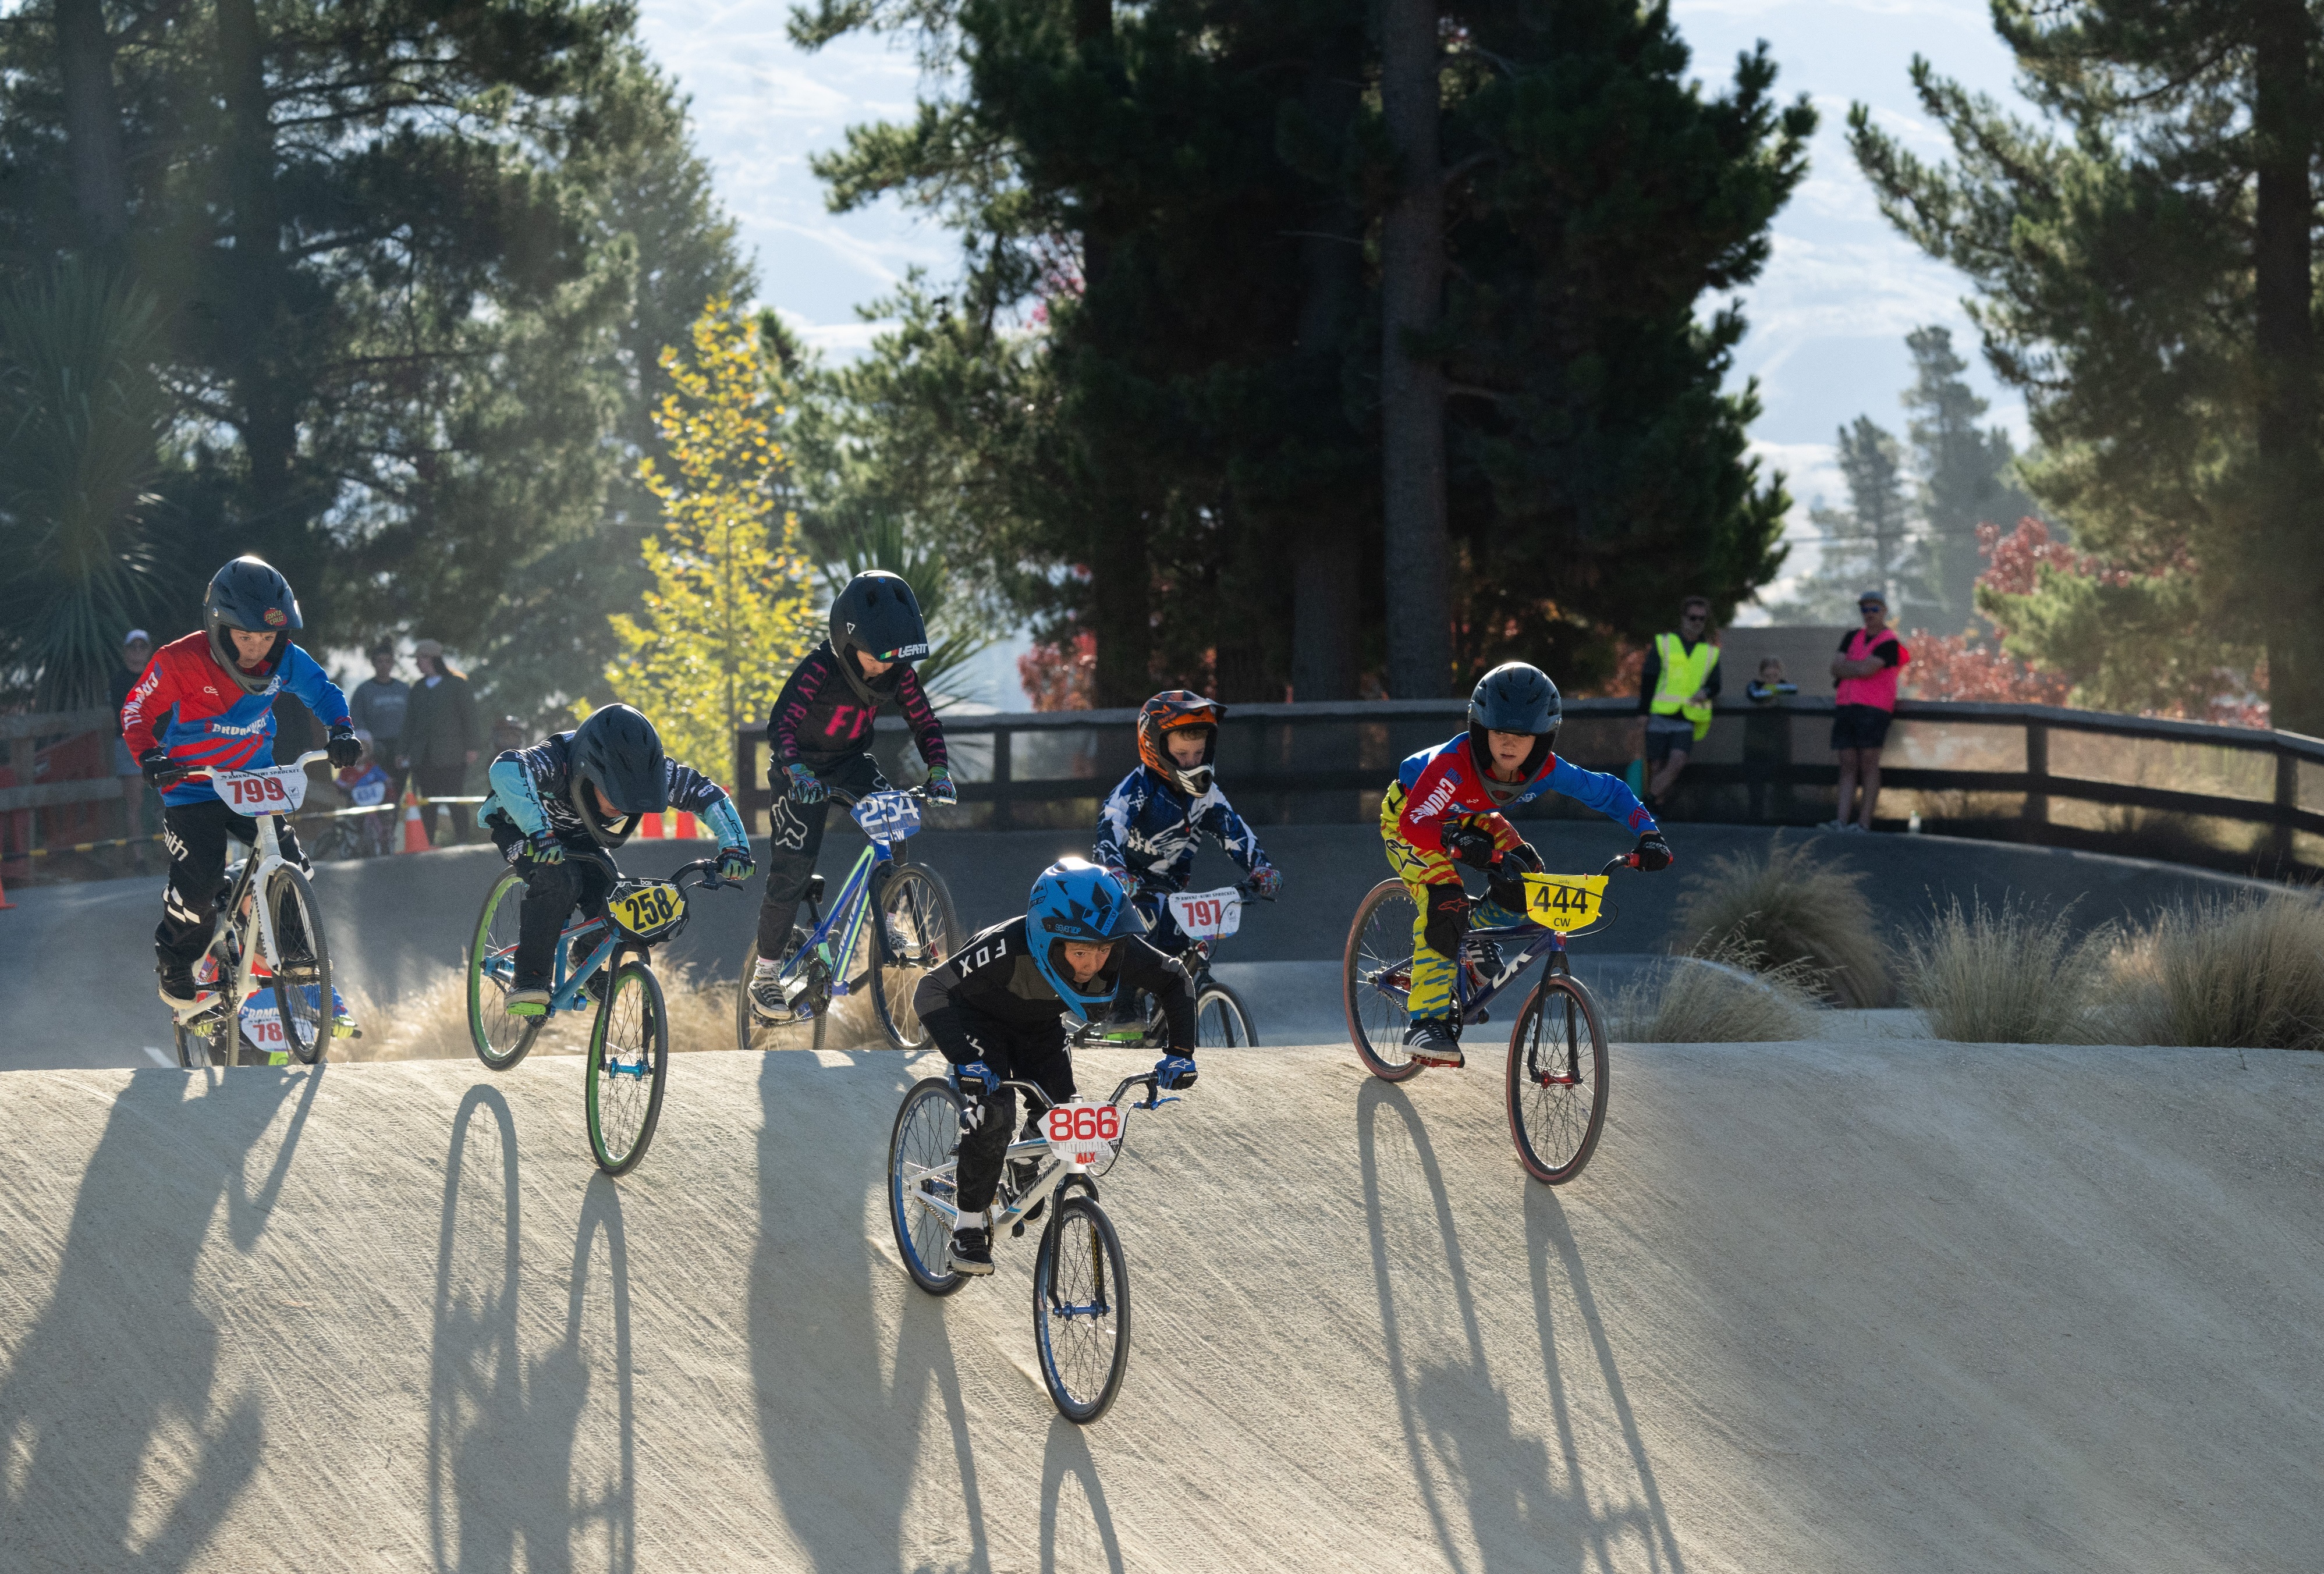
1092;764;1271;894
769;639;949;771
119;633;352;808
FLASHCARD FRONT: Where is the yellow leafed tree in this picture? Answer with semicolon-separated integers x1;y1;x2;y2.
609;300;820;785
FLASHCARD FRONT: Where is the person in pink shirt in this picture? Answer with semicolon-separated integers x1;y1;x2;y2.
1825;589;1910;833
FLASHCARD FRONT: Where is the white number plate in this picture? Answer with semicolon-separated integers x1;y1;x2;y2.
852;791;922;844
212;765;310;813
1042;1102;1122;1172
1166;887;1241;940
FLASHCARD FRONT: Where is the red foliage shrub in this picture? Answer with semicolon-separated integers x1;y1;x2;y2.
1019;630;1097;711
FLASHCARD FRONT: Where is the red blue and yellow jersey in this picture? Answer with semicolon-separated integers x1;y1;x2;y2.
120;632;352;807
1381;732;1655;883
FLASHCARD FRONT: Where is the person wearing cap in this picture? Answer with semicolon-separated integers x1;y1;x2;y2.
1638;595;1721;812
400;638;477;843
1825;590;1911;833
109;629;157;862
348;641;410;790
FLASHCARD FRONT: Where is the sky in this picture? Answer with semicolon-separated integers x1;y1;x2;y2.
631;0;2031;660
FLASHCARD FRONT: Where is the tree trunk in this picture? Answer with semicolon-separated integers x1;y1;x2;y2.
56;0;128;247
1378;0;1451;699
217;0;300;541
2252;0;2324;733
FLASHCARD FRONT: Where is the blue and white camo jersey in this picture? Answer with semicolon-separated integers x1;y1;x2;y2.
482;733;747;849
1092;763;1273;894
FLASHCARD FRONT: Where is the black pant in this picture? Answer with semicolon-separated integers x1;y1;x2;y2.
488;822;613;989
155;798;309;973
755;753;888;955
950;1020;1077;1215
414;762;469;844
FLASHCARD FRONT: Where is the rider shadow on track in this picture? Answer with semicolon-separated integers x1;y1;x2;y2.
1358;1076;1686;1573
750;1053;994;1573
1040;1412;1124;1574
427;1086;637;1574
0;1064;318;1572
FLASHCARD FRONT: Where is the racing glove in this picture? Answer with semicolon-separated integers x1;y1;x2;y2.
785;763;826;805
954;1059;999;1098
1634;832;1673;872
1423;883;1470;959
527;830;566;865
1154;1053;1198;1091
924;765;957;805
1249;864;1284;900
326;724;363;769
1503;839;1544;874
1444;823;1498;871
716;845;754;882
139;748;189;789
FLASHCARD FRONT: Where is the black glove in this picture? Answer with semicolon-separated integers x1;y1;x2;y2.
326;725;363;769
1445;824;1498;871
1504;839;1543;874
1423;883;1470;959
139;748;188;789
1635;832;1673;872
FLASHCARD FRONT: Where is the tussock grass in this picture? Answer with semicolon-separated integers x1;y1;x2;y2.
1902;896;2111;1044
1615;939;1824;1043
2098;890;2324;1050
1670;837;1895;1007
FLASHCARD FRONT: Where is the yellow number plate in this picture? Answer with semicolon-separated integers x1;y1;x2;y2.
610;880;686;940
1521;873;1608;932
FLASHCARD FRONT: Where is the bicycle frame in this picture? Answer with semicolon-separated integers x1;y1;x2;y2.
1362;855;1631;1026
900;1072;1173;1239
475;849;731;1021
771;790;921;1010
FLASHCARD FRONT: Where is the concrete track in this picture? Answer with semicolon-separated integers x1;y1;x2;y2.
2;1039;2317;1572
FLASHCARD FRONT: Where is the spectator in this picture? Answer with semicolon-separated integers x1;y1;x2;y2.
1746;656;1796;705
1743;656;1797;822
1825;591;1911;833
403;638;478;844
109;629;157;865
349;641;411;786
1638;595;1720;812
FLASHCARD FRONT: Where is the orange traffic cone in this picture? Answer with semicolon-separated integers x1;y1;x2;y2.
675;810;700;838
638;808;664;839
400;789;431;853
0;866;13;909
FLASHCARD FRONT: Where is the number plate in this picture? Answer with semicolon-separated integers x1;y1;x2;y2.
1042;1102;1122;1172
1521;873;1608;932
1166;887;1241;940
609;879;686;940
851;791;922;844
211;765;310;813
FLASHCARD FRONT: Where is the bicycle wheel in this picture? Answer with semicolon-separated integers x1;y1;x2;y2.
888;1076;968;1296
1344;879;1424;1082
1033;1195;1131;1424
587;960;669;1175
736;929;828;1053
1506;975;1610;1185
468;870;543;1071
871;864;961;1051
1194;980;1256;1047
175;1009;235;1068
264;865;333;1065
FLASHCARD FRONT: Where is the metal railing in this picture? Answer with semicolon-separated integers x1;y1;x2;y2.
733;697;2324;877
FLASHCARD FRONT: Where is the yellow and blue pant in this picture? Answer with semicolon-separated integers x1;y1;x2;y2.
1379;789;1524;1023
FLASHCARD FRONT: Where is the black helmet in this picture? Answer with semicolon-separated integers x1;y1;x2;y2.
204;556;301;695
829;570;930;668
1466;662;1560;802
567;703;668;847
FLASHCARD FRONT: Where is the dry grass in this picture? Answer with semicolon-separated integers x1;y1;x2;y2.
1901;897;2111;1044
1614;938;1824;1043
1670;837;1896;1007
2095;890;2324;1051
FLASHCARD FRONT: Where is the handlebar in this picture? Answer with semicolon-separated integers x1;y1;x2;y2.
992;1071;1175;1116
565;845;743;892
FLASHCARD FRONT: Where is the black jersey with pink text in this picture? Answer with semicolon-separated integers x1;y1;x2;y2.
768;639;949;773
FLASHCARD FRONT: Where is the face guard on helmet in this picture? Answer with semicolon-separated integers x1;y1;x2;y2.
829;570;931;668
1466;662;1562;805
567;703;669;847
1027;857;1141;1021
1137;690;1225;796
204;556;302;695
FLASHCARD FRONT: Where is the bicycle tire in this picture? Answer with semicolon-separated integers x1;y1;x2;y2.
587;960;669;1175
736;929;828;1053
265;864;333;1065
871;864;961;1051
174;1010;236;1068
888;1076;968;1296
1506;974;1610;1185
1033;1195;1131;1424
1194;980;1256;1047
1344;879;1425;1082
467;869;543;1071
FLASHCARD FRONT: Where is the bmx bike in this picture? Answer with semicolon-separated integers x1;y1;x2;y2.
168;750;354;1069
1106;882;1266;1047
1343;854;1638;1184
887;1064;1179;1424
465;847;740;1174
736;788;959;1053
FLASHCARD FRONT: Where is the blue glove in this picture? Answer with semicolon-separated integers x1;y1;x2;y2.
527;830;565;865
1250;864;1283;899
716;845;754;882
925;765;957;805
1154;1053;1198;1090
786;763;826;805
954;1059;999;1097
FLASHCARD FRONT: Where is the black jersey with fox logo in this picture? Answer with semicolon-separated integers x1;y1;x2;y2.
912;916;1195;1056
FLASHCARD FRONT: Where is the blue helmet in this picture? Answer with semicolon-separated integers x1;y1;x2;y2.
1028;857;1140;1020
204;556;302;695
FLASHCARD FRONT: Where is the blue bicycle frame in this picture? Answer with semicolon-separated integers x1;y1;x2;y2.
1369;854;1630;1025
774;790;923;1010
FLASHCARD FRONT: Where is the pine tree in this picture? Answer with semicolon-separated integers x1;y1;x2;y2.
608;303;820;780
1900;326;2034;628
1773;416;1920;623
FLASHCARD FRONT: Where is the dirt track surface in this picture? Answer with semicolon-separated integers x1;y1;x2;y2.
3;1039;2318;1572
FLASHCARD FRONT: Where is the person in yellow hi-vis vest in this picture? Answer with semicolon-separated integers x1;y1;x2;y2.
1637;596;1720;811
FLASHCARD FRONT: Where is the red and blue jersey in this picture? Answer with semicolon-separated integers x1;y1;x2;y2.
120;632;352;807
1390;733;1656;856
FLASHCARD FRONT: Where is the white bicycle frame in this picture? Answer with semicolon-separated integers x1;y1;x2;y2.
174;748;331;1067
900;1072;1175;1239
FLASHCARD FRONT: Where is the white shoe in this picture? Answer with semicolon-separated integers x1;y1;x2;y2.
749;969;804;1022
1840;822;1868;834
